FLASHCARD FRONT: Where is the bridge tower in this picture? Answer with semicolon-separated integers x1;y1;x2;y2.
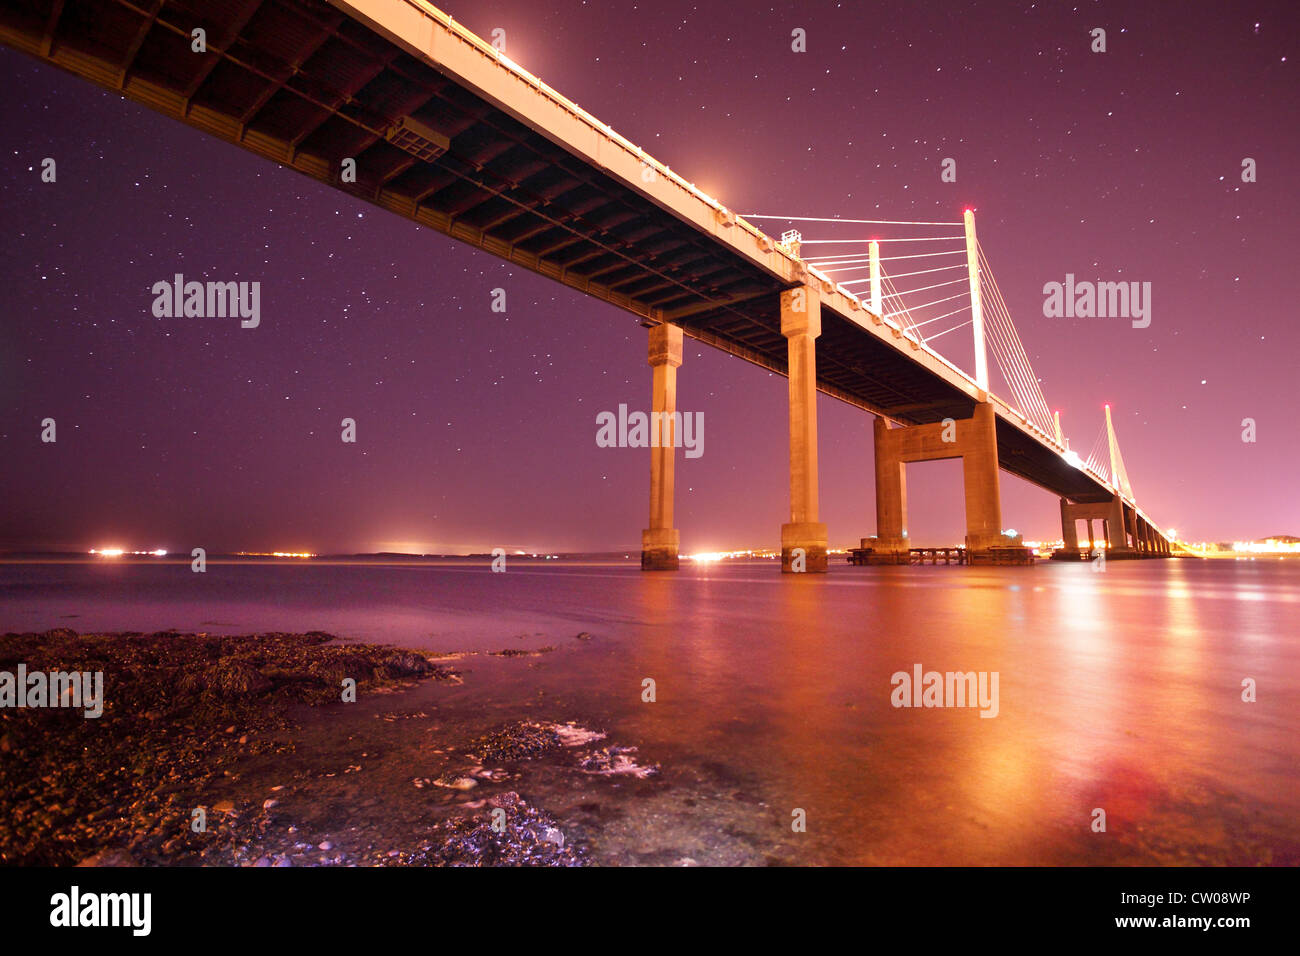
964;209;989;391
868;240;882;317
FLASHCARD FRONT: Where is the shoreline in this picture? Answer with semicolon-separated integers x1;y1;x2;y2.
0;629;627;867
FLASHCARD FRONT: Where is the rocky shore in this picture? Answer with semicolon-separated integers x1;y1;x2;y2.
0;629;619;867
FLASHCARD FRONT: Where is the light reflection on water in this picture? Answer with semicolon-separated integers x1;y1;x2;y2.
1;558;1296;865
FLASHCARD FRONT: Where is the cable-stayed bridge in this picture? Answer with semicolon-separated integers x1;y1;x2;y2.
0;0;1178;570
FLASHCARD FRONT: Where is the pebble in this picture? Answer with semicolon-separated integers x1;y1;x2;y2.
263;799;279;810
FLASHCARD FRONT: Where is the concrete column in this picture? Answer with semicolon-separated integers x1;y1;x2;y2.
961;402;1003;552
1086;519;1096;553
641;323;683;570
874;417;908;556
1107;495;1127;552
1060;498;1080;553
780;285;828;572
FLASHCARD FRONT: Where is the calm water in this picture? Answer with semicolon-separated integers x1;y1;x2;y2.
2;557;1297;865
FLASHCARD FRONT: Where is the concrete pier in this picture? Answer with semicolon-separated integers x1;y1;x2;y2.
1051;493;1178;559
869;402;1027;564
1057;494;1133;557
780;285;828;572
641;323;683;570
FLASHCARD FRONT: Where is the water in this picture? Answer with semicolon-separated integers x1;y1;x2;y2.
2;557;1297;865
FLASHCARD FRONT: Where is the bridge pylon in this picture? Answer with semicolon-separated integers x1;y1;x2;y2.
964;209;989;391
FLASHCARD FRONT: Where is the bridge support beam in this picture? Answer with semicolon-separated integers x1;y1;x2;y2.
780;286;828;572
641;323;683;570
868;402;1023;564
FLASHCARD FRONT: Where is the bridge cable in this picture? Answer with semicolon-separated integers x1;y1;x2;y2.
741;214;963;226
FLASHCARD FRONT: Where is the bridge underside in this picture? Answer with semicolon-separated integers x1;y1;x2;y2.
1;0;1158;546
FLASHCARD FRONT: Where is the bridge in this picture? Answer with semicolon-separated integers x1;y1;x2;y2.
0;0;1179;571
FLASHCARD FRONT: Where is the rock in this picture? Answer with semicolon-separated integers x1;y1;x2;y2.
470;721;562;762
76;848;137;867
180;663;272;697
433;776;478;791
318;841;334;850
263;798;279;810
575;632;593;641
378;651;437;677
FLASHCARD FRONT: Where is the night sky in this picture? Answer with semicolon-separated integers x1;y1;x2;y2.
2;0;1297;554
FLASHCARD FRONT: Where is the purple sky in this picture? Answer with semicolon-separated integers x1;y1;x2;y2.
1;0;1297;553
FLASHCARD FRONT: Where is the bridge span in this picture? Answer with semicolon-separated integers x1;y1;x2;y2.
0;0;1178;570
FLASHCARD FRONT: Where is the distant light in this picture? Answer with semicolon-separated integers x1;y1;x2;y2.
153;549;167;556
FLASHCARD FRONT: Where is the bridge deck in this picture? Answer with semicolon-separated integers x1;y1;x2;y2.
1;0;1165;525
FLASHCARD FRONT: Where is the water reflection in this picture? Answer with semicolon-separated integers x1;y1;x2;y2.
1;557;1295;865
